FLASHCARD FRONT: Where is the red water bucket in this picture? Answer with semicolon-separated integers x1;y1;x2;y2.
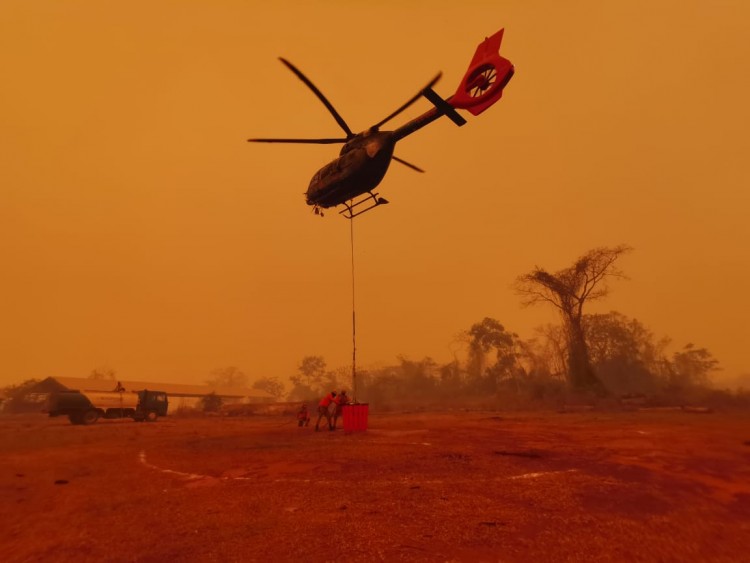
342;403;369;432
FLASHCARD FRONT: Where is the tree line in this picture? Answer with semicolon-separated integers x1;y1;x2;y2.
3;246;747;412
285;246;747;409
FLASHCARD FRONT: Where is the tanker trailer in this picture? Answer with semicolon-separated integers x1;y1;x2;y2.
47;389;168;425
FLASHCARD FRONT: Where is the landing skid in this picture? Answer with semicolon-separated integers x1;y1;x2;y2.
339;192;390;219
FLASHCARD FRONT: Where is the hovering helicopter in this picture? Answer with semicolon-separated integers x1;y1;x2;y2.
248;29;514;218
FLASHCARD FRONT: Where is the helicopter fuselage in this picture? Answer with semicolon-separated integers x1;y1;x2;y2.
305;130;395;208
249;28;514;217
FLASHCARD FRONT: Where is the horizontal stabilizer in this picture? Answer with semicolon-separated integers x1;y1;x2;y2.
422;88;467;127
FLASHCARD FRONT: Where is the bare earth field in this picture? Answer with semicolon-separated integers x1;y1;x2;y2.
1;409;749;562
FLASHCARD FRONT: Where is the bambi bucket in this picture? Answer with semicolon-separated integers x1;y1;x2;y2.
342;403;369;432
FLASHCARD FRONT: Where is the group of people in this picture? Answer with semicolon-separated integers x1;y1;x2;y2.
296;390;350;431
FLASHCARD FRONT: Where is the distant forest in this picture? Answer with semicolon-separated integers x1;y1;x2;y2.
277;245;749;409
4;246;748;412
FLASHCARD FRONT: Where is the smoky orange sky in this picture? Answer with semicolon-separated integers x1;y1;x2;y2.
2;0;748;389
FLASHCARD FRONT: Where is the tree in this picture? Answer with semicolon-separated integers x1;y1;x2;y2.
199;392;223;412
666;343;720;390
357;357;440;407
321;365;349;396
465;318;519;393
298;356;326;381
531;324;568;379
206;366;248;388
515;245;632;392
1;378;41;413
88;366;116;380
288;356;327;401
583;312;668;394
252;376;285;400
395;356;439;395
438;360;464;396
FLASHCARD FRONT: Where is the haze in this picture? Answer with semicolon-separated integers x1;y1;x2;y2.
1;0;748;388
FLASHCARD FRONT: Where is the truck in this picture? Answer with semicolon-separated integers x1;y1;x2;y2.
47;389;169;425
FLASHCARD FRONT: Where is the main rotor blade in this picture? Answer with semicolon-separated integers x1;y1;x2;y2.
392;155;425;173
247;137;347;144
279;57;354;138
370;72;442;130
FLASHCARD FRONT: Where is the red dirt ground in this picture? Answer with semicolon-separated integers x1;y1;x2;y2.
2;409;749;562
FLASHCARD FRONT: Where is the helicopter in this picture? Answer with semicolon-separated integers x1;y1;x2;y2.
248;28;514;218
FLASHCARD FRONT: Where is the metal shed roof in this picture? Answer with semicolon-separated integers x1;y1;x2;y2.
29;376;274;399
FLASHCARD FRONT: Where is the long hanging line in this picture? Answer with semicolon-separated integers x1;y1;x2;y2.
349;213;357;402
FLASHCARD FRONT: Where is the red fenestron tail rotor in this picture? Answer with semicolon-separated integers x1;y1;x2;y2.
450;29;514;116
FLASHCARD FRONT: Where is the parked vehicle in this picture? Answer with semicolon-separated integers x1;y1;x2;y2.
47;389;168;425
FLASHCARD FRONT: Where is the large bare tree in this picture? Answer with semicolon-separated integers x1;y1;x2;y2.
515;245;632;392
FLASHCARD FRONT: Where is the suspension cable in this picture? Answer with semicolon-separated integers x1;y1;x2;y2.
350;213;357;402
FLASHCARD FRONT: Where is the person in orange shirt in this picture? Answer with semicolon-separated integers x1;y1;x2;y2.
331;390;350;430
315;391;336;432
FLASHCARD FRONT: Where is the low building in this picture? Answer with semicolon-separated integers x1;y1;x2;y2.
27;376;274;411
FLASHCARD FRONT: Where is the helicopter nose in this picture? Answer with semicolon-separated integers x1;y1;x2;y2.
304;186;316;204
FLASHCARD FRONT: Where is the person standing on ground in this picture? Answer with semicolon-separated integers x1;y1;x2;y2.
296;403;311;427
315;391;336;432
331;390;350;430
